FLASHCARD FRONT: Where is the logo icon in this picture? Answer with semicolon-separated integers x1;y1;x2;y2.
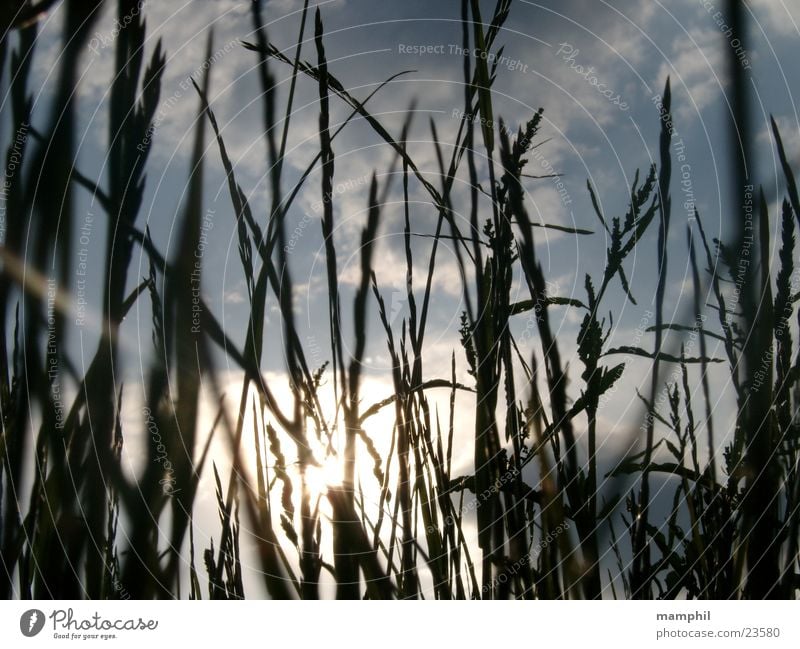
20;609;45;637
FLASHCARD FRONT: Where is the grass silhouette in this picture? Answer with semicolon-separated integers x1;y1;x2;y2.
0;0;798;599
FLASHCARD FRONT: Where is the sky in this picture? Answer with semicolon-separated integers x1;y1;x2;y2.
22;0;795;377
5;0;800;596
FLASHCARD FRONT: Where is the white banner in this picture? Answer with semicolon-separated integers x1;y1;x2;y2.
0;601;797;648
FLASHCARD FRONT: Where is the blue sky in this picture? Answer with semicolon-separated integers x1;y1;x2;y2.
76;0;797;369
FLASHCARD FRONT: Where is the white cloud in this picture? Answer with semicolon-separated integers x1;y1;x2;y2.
658;28;727;121
747;0;800;37
758;114;800;167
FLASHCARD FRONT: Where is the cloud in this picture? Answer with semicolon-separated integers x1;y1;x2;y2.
747;0;800;37
758;114;800;172
223;284;248;305
658;28;727;121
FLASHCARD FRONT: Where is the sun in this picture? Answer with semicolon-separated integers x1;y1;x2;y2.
304;453;344;498
235;375;400;508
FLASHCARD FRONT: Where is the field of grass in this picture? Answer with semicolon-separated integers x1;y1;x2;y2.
1;0;799;599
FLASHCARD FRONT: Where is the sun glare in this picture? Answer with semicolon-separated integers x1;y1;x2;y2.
304;453;345;497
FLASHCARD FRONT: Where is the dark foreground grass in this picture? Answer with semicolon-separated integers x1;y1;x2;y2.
0;0;798;599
